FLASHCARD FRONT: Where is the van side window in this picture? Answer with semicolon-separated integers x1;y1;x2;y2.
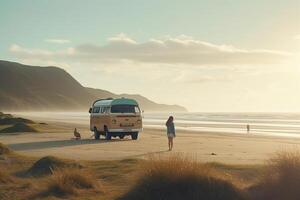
99;107;106;114
92;107;100;113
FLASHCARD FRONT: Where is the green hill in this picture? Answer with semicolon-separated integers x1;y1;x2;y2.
0;60;187;112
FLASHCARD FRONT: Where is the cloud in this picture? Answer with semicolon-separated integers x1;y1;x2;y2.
10;34;290;66
45;39;71;44
108;33;137;44
10;44;54;56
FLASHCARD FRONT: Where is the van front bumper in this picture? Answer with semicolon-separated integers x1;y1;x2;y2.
108;128;143;133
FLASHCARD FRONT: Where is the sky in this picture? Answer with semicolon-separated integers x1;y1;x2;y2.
0;0;300;112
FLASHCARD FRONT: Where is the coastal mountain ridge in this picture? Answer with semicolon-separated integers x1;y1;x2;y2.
0;60;187;112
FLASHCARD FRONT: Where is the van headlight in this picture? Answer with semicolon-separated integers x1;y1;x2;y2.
112;119;117;124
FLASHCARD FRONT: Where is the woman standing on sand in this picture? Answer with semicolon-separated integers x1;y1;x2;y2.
166;116;176;151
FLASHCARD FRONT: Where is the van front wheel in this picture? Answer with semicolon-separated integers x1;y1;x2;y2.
131;132;138;140
94;128;100;140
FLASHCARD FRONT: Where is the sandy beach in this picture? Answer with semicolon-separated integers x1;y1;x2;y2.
1;117;300;164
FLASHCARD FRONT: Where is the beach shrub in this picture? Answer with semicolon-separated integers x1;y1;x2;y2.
255;151;300;200
0;112;34;125
0;169;13;184
119;155;246;200
27;156;81;177
0;112;13;120
0;117;35;125
0;143;11;155
0;122;37;133
41;168;101;197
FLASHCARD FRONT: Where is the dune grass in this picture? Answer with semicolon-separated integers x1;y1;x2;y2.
253;151;300;200
0;143;257;200
27;155;82;177
0;112;42;135
0;112;34;124
0;167;13;184
0;142;11;155
119;155;247;200
0;122;38;133
38;168;102;198
3;140;300;200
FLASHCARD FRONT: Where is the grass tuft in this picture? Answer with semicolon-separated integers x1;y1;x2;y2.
0;169;13;184
41;168;102;197
27;156;82;177
254;151;300;200
119;155;247;200
0;143;11;155
0;122;38;133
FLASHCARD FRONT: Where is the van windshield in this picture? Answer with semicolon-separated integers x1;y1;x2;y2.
111;105;140;113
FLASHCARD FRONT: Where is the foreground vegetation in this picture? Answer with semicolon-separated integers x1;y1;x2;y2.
119;156;248;200
1;142;300;199
0;112;38;133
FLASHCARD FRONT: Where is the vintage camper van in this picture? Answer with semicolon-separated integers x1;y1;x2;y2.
89;98;143;140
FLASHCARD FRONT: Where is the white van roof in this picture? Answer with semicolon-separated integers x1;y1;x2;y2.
93;98;139;107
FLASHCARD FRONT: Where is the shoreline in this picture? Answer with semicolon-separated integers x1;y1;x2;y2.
11;111;300;139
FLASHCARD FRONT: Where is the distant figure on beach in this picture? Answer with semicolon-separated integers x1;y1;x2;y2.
73;128;81;140
166;116;176;151
247;124;250;133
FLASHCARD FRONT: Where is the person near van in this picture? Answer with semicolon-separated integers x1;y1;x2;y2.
73;128;81;140
247;124;250;133
166;116;175;151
